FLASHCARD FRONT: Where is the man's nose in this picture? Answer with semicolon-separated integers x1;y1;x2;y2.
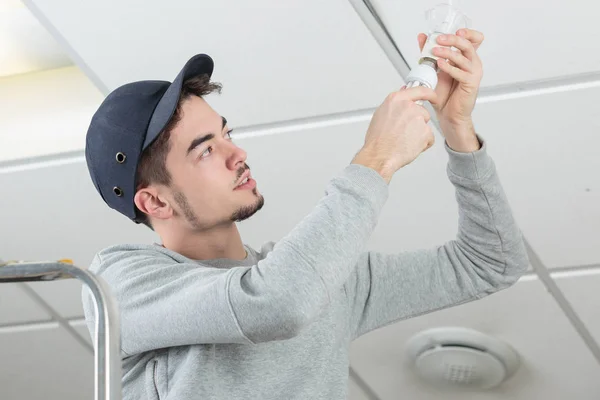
226;141;247;170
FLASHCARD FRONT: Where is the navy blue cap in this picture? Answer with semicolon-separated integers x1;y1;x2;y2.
85;54;214;222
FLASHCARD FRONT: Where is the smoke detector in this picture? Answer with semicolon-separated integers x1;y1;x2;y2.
405;327;520;390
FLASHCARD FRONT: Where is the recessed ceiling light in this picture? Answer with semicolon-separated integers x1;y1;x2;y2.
405;327;521;390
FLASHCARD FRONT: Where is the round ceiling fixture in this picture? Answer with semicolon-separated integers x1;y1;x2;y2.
405;327;520;390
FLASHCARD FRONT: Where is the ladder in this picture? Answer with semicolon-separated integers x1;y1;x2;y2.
0;259;122;400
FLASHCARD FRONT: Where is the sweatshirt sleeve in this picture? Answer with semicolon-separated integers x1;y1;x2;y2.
345;135;530;339
82;163;389;356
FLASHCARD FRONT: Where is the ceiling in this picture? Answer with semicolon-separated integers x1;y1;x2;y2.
0;0;72;78
0;0;599;399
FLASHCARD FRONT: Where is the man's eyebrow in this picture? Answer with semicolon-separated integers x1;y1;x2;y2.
186;116;229;155
186;133;215;155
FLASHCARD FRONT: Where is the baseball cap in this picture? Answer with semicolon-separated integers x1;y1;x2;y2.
85;54;214;223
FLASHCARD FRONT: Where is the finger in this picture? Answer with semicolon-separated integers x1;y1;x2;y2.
457;28;484;50
397;86;439;105
417;105;431;124
437;34;475;61
425;127;435;150
437;58;470;84
417;33;427;52
432;47;472;72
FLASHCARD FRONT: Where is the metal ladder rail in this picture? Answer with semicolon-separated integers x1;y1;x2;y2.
0;260;122;400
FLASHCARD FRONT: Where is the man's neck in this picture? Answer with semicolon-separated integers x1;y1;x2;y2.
160;223;246;261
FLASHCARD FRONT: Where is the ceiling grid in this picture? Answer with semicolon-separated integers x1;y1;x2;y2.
1;0;599;399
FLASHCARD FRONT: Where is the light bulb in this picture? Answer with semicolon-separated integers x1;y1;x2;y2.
406;3;471;100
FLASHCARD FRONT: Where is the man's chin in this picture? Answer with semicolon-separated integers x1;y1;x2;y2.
231;194;265;222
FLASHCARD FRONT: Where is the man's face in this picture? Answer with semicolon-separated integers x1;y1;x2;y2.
162;96;264;230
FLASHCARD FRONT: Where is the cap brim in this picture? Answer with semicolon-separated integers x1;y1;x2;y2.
144;54;214;150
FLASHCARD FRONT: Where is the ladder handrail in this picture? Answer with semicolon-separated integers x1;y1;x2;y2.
0;260;122;400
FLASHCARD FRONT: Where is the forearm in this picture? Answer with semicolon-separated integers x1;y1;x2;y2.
446;134;529;284
348;135;529;338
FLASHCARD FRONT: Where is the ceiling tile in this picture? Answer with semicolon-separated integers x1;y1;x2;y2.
370;0;600;87
26;280;85;319
350;277;600;399
26;0;403;127
0;283;51;325
0;324;93;400
70;319;92;347
470;86;600;268
0;5;72;78
554;269;600;345
348;376;371;400
0;66;104;162
0;159;160;268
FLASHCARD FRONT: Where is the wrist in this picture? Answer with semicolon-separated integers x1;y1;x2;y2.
440;118;481;153
351;146;394;184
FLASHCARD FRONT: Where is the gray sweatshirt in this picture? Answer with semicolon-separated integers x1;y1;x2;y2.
82;136;529;400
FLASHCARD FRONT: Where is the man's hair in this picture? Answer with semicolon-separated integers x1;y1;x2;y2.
135;74;222;229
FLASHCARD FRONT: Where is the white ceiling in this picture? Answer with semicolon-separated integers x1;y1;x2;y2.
1;0;599;399
24;0;403;127
555;270;600;344
371;0;600;88
470;86;600;268
0;66;104;162
0;0;72;78
0;323;93;400
350;275;600;399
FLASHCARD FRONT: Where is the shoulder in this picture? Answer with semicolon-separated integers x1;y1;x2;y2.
89;243;192;276
249;241;277;261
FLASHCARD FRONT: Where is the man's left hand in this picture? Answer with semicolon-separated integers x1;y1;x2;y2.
417;28;484;152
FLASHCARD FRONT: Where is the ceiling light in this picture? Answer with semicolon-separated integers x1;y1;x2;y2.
405;327;521;390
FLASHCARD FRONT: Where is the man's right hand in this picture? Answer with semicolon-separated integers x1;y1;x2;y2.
352;87;439;183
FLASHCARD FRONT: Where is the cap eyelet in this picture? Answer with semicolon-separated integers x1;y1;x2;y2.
113;187;123;197
116;152;126;163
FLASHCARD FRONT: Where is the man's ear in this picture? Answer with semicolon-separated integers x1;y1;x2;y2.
134;186;173;221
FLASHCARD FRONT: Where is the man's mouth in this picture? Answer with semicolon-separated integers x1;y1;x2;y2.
234;170;252;189
236;176;249;187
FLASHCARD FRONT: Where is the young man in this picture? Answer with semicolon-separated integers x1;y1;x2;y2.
82;29;528;399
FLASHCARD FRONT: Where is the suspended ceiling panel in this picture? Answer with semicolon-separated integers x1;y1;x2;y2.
0;0;72;78
0;283;51;325
348;378;370;400
0;324;93;400
370;0;600;87
24;0;403;128
470;86;600;269
26;280;85;319
555;270;600;345
349;277;600;400
71;320;92;347
0;66;104;162
0;158;159;268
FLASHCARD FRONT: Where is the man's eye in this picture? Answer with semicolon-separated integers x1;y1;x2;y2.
200;146;213;158
225;129;233;140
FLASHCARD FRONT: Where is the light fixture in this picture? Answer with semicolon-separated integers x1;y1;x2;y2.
405;327;521;390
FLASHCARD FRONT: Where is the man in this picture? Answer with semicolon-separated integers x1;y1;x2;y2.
82;29;528;400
